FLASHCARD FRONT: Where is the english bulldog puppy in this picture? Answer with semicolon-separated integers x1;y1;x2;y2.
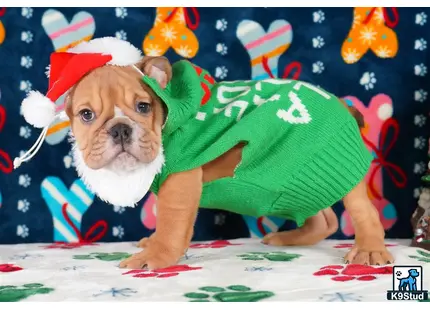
16;37;393;270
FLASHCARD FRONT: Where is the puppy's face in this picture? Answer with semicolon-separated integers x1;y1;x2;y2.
65;57;171;207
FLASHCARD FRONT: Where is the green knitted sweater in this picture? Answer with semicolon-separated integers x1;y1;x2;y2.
143;60;373;226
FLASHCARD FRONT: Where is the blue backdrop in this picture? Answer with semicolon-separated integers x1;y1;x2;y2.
0;7;429;244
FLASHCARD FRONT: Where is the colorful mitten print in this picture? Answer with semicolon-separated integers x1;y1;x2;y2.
236;19;297;80
0;8;5;45
242;215;285;238
342;7;399;64
41;9;95;52
339;95;407;236
141;193;157;230
40;177;108;243
0;90;12;174
143;7;199;58
41;9;96;145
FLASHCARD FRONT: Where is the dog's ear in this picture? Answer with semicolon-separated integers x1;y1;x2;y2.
136;56;172;89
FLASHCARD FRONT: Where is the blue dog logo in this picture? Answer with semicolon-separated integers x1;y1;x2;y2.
397;269;419;291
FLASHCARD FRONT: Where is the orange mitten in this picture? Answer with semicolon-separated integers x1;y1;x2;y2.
143;7;200;58
0;8;6;45
342;7;399;64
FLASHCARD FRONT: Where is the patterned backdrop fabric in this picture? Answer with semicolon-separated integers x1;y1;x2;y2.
0;7;429;245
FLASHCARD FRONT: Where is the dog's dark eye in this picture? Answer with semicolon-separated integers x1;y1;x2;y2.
79;109;95;122
136;102;151;114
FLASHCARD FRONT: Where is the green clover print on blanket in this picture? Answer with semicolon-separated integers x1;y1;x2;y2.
0;284;54;302
184;286;274;302
73;252;131;261
236;19;293;80
238;251;301;262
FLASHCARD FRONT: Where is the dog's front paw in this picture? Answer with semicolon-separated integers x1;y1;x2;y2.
120;240;182;270
344;244;394;265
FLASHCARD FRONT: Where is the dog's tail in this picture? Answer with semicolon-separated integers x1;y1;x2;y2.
339;99;365;128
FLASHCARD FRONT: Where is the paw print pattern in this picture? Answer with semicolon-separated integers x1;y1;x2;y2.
113;205;125;214
237;251;301;262
414;136;426;149
115;7;127;19
215;18;228;31
123;265;202;278
16;224;29;238
0;263;23;273
21;31;33;43
415;89;428;102
184;285;274;302
312;36;325;48
416;12;427;26
313;264;393;282
0;283;54;302
415;38;427;51
409;249;430;263
19;126;31;139
214;213;226;225
360;72;377;90
214;66;228;79
216;43;228;55
18;174;31;188
333;243;397;249
21;7;33;19
19;80;32;93
414;114;427;127
312;61;324;74
414;162;426;174
20;56;33;69
73;252;131;261
63;151;75;169
414;188;422;199
17;199;30;213
415;63;427;76
313;10;325;23
112;225;124;238
189;240;242;249
115;30;127;41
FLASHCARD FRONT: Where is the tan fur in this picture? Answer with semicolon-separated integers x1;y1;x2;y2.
69;58;393;270
65;62;165;170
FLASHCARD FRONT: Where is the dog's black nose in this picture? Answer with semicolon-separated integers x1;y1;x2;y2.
109;123;132;145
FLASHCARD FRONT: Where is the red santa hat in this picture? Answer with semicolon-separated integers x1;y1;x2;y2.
14;37;144;168
22;36;143;128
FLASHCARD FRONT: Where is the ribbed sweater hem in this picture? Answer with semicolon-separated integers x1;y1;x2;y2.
269;120;373;227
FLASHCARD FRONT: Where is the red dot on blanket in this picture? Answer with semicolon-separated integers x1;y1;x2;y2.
157;273;179;278
0;264;23;272
154;264;202;273
313;269;339;276
133;273;158;278
331;275;355;282
357;275;377;281
321;265;344;269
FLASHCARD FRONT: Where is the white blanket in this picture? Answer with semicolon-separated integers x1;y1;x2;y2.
0;238;429;302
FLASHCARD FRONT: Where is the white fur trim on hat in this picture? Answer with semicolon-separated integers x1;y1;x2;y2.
68;37;142;66
21;91;56;128
45;37;143;77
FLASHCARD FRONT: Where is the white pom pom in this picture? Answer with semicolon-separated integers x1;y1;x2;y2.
21;91;56;128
